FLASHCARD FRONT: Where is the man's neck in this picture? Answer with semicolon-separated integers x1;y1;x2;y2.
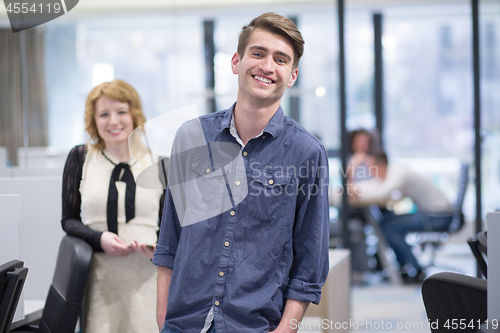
233;97;280;145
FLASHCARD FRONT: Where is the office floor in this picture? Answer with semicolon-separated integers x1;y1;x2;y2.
350;242;476;333
299;223;479;333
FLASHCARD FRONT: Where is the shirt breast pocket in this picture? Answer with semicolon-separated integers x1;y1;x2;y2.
191;160;229;204
248;171;296;224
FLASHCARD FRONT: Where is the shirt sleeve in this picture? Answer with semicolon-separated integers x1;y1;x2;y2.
153;132;184;269
284;142;330;305
61;145;104;252
152;187;182;269
355;164;404;205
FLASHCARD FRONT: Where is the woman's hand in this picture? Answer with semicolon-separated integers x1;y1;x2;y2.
100;231;135;257
130;240;156;259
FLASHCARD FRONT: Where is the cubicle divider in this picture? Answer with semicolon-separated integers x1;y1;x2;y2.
0;168;11;177
0;194;25;322
0;167;63;178
0;177;65;301
11;167;63;178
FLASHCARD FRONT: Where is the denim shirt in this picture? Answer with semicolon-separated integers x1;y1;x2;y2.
153;104;330;333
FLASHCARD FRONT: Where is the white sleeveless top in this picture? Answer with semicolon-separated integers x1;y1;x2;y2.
80;146;163;244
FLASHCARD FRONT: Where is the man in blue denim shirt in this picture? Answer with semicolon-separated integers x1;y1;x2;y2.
153;12;330;333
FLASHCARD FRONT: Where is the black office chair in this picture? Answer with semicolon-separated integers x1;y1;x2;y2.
0;260;28;333
13;236;92;333
467;230;487;278
407;162;470;270
422;272;487;333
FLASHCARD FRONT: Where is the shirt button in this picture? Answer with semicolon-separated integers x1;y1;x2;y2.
219;271;224;277
262;135;266;139
215;301;220;306
268;179;274;185
206;168;211;174
243;151;248;157
235;180;241;186
224;241;230;247
230;211;235;216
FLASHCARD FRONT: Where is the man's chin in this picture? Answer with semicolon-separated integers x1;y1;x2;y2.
250;88;286;101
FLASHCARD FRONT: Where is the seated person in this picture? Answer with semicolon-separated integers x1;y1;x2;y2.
347;128;379;182
349;151;453;283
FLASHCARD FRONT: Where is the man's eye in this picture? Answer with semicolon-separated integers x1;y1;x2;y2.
253;52;262;57
276;58;286;64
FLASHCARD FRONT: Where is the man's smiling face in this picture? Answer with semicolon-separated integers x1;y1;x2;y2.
232;28;298;107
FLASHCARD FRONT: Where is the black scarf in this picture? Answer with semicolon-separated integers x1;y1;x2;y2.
103;152;136;234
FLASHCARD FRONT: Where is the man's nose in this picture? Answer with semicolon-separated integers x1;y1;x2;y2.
259;56;274;73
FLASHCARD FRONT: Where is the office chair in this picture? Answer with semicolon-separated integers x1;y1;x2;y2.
467;230;487;278
422;272;487;333
0;260;28;333
13;236;92;333
406;162;470;270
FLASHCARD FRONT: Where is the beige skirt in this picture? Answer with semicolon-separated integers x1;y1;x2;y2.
83;251;158;333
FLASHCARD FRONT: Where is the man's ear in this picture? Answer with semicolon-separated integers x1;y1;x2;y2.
231;52;240;75
287;67;299;88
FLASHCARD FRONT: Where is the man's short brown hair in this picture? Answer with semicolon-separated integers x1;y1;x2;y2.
371;150;389;166
237;12;304;68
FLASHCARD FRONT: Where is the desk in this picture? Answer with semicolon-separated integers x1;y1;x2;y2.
304;249;351;332
10;300;44;330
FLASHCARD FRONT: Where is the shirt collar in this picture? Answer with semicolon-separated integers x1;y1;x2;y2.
229;114;248;147
220;103;285;140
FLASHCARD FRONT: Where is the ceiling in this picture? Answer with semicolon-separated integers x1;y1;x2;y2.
0;0;471;21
